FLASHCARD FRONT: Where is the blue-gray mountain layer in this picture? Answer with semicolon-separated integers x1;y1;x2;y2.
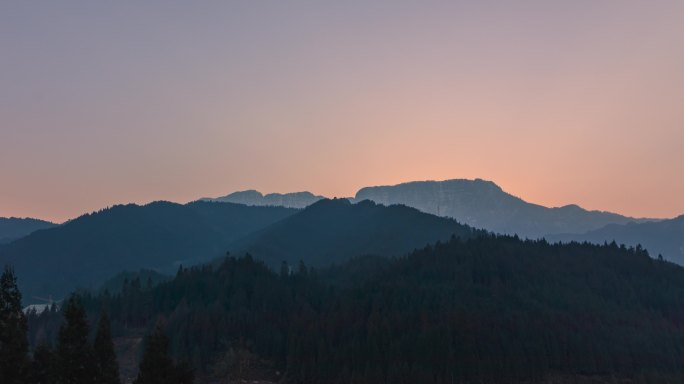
354;179;648;238
0;217;56;244
0;201;297;301
547;215;684;264
202;190;324;209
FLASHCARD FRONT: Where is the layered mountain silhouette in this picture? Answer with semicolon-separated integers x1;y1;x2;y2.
548;215;684;264
231;198;477;267
199;180;684;263
0;217;56;244
202;190;324;208
208;179;651;239
354;179;648;238
0;198;477;302
4;178;681;303
0;201;296;301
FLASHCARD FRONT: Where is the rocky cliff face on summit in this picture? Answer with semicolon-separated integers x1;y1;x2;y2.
353;179;648;238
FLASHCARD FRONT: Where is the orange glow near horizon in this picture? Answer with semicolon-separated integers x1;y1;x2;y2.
1;1;684;223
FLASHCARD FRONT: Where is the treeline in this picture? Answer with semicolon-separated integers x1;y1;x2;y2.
27;235;684;383
0;266;193;384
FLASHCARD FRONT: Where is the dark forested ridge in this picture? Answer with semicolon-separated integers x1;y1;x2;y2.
354;179;649;238
0;198;478;303
0;217;56;244
202;181;684;267
98;270;171;295
25;235;684;383
197;179;651;239
231;198;477;268
548;215;684;265
8;196;684;383
0;201;296;301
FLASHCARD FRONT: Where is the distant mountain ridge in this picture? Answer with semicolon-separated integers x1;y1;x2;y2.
4;178;681;303
206;180;651;239
548;215;684;264
0;217;56;244
202;190;324;209
232;198;478;268
0;197;478;303
0;201;297;301
354;179;650;238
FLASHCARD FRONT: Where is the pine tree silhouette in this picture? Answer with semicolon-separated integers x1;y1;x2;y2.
29;342;56;384
134;322;193;384
93;311;120;384
55;295;94;384
0;265;29;383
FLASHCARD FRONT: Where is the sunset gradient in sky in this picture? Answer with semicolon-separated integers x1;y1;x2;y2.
1;1;684;222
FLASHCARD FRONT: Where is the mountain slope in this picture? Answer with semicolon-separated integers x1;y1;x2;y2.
32;235;684;383
355;179;646;238
548;215;684;264
231;198;478;267
203;190;324;208
0;217;56;244
0;201;297;301
98;269;171;294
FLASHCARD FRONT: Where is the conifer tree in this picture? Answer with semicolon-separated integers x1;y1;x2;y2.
29;342;56;384
0;265;29;383
134;322;193;384
93;312;120;384
55;295;94;384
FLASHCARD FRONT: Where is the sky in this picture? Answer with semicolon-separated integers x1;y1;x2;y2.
1;1;684;223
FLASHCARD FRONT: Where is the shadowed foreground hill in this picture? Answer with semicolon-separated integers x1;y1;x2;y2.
355;179;647;238
31;235;684;383
0;201;296;301
548;215;684;264
231;198;478;267
0;217;56;244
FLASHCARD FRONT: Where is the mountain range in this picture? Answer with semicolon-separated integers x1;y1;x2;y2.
354;179;650;238
0;201;296;300
548;215;684;264
3;178;683;301
231;198;476;268
9;178;684;382
0;199;474;302
202;190;324;208
0;217;56;244
207;179;683;262
202;179;657;239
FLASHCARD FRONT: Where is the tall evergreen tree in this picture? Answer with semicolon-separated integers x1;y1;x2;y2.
0;265;29;384
29;342;56;384
55;295;94;384
134;323;193;384
93;312;120;384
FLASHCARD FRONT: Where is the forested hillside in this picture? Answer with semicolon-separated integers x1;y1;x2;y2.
233;198;477;268
0;201;296;301
0;217;56;244
549;215;684;264
26;235;684;383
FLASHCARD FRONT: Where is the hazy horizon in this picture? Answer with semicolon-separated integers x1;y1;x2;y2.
0;177;677;224
2;1;684;222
